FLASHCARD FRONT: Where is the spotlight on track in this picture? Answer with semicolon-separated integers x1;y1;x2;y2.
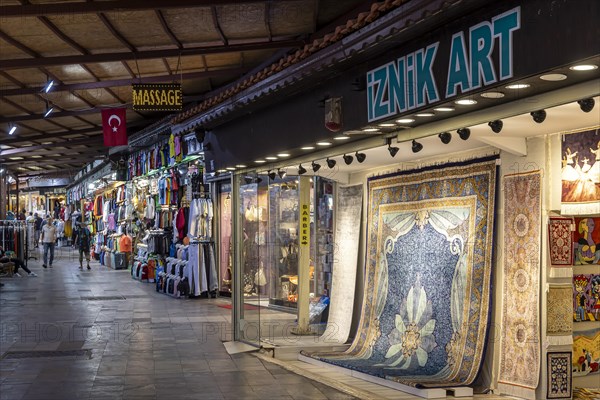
326;158;336;168
457;128;470;141
578;98;595;113
268;170;277;181
386;137;399;157
244;176;253;184
277;168;286;179
488;119;503;133
530;109;546;123
355;151;366;163
343;154;353;165
312;161;321;172
438;132;452;144
411;139;423;153
298;164;307;175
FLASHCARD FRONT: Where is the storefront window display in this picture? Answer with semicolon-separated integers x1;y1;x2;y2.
217;182;233;295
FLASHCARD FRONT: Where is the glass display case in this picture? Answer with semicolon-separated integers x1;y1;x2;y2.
266;177;300;310
217;182;233;295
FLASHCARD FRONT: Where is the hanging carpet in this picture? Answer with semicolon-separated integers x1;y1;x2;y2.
303;156;498;388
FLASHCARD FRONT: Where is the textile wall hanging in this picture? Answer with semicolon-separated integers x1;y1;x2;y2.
547;286;573;336
324;184;363;344
546;352;572;399
304;156;498;388
561;128;600;215
498;171;541;398
548;217;573;266
573;274;600;322
572;329;600;377
573;217;600;265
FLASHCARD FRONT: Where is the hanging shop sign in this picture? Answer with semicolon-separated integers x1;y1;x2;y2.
132;84;183;111
367;7;520;121
300;203;310;248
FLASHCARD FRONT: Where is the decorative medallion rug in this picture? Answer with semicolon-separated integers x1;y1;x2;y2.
498;171;541;398
546;286;573;337
547;352;572;399
304;156;498;388
548;217;573;266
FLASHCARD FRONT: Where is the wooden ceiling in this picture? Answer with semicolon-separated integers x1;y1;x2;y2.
0;0;368;177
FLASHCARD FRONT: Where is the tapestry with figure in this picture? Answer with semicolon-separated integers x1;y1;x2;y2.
548;217;573;266
573;217;600;265
304;156;498;388
561;128;600;215
572;329;600;377
498;171;542;397
547;352;572;399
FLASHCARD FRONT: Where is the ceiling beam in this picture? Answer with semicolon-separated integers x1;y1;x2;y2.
0;137;104;156
156;10;183;49
3;154;107;165
0;39;305;70
0;1;302;17
0;67;250;96
0;107;107;123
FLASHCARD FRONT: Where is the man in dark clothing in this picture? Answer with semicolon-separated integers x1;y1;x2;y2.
73;223;92;270
33;213;43;248
0;245;37;277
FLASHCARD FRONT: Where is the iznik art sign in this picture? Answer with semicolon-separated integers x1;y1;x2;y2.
367;7;520;122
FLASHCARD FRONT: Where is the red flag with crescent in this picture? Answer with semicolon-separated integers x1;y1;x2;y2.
101;108;127;146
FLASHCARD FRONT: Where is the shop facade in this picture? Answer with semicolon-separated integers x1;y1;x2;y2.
171;0;599;398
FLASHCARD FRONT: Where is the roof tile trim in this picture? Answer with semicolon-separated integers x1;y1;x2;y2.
171;0;406;125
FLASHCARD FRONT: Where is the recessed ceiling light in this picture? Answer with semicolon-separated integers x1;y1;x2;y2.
235;164;247;168
396;118;415;123
434;107;455;112
301;146;315;150
569;64;598;71
505;83;530;89
217;169;228;173
265;156;278;160
31;155;42;158
378;123;396;127
317;141;332;146
277;153;290;157
362;128;379;132
455;99;477;105
226;167;236;171
540;73;567;81
255;160;266;164
480;91;505;99
333;135;350;140
415;112;435;117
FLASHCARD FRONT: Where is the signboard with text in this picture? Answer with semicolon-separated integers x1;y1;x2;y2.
132;83;182;111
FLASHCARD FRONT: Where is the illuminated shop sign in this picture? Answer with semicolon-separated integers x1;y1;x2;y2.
367;7;520;122
132;83;183;111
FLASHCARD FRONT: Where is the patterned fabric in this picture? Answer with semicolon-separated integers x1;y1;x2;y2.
547;286;572;336
304;156;498;388
548;217;573;266
573;274;600;322
561;128;600;215
498;171;541;390
547;352;572;399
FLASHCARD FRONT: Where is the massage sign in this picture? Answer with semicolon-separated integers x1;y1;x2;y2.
132;83;183;112
367;7;520;122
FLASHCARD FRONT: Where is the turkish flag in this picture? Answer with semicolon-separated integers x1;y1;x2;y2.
101;108;128;146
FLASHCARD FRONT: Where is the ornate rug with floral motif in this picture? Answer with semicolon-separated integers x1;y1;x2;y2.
302;156;498;388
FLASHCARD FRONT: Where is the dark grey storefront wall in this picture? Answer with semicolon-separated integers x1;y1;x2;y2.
203;0;600;172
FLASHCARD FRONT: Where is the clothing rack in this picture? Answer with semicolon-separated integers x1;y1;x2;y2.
0;220;28;267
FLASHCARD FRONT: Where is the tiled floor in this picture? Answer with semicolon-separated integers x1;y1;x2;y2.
0;248;357;400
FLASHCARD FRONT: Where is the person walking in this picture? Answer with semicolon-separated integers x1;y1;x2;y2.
72;223;92;270
33;213;43;248
41;216;57;268
0;245;37;277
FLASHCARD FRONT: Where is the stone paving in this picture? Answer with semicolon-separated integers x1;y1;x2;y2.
0;248;357;400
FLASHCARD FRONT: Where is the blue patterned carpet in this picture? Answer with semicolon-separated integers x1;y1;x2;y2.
304;156;498;388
